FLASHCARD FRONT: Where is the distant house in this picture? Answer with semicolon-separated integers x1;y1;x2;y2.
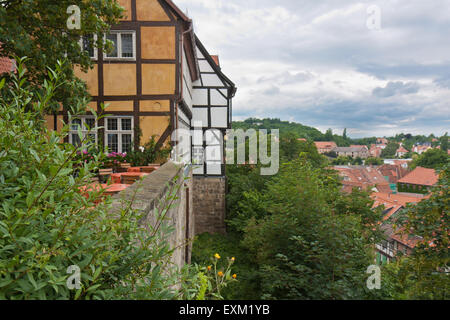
397;167;439;194
314;141;337;154
412;145;431;154
372;193;424;264
369;144;384;158
332;146;369;159
333;166;391;193
395;146;409;158
377;138;388;145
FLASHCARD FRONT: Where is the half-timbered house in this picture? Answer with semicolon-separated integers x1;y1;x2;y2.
44;0;236;234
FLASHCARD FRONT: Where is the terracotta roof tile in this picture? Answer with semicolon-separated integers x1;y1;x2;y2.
398;167;439;186
314;141;337;149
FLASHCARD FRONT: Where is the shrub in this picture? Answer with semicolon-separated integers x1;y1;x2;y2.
0;59;198;300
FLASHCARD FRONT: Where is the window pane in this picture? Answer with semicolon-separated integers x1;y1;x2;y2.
122;134;132;153
108;134;118;153
106;33;118;57
71;134;82;147
83;34;95;58
85;118;96;130
71;119;82;131
121;118;132;131
107;118;118;131
121;33;133;58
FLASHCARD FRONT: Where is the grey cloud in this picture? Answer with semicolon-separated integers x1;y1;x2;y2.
372;81;420;98
178;0;450;136
434;75;450;89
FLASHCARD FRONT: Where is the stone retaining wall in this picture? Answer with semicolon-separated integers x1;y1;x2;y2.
110;162;194;269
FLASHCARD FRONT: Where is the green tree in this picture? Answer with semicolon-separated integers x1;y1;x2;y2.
381;142;400;158
0;0;124;112
365;157;383;166
440;133;448;153
0;60;204;300
410;148;449;170
324;128;333;141
241;158;384;299
392;165;450;299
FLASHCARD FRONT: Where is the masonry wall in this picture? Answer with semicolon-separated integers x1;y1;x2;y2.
193;176;226;235
110;161;194;269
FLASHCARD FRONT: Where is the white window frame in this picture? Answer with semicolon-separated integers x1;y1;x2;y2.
79;34;98;60
104;116;134;154
103;31;136;61
69;116;98;148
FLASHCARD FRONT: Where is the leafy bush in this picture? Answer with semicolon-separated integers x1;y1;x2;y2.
0;59;197;300
125;135;171;166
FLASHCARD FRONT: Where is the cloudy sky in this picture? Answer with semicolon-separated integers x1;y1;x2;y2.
176;0;450;138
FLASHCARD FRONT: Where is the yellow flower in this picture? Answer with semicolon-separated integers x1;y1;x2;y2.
214;253;221;259
207;265;212;271
218;271;224;277
231;257;235;262
232;274;237;279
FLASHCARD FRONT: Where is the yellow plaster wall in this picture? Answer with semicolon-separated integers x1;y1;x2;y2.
136;0;171;21
44;115;54;131
44;115;64;133
139;116;170;145
142;64;175;95
141;26;176;60
103;64;137;96
56;115;64;132
104;100;134;112
140;100;170;112
74;65;98;96
117;0;132;21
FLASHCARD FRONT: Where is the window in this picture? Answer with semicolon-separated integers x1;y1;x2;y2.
105;117;134;154
104;31;136;60
69;116;98;148
79;34;98;59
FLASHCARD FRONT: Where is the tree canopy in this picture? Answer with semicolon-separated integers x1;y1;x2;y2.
0;0;123;112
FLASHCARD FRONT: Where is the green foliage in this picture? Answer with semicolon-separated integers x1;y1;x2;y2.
381;142;400;158
332;156;352;165
365;157;384;166
125;135;171;166
390;165;449;299
0;60;199;300
240;159;384;299
0;0;123;112
440;133;448;153
191;233;259;300
410;148;449;170
233;118;324;141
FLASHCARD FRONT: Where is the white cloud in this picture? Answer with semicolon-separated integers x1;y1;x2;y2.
175;0;450;137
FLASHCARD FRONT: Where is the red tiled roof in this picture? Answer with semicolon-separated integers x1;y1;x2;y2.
315;141;337;149
396;146;408;153
334;166;391;193
373;192;425;207
398;167;439;186
351;145;368;150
